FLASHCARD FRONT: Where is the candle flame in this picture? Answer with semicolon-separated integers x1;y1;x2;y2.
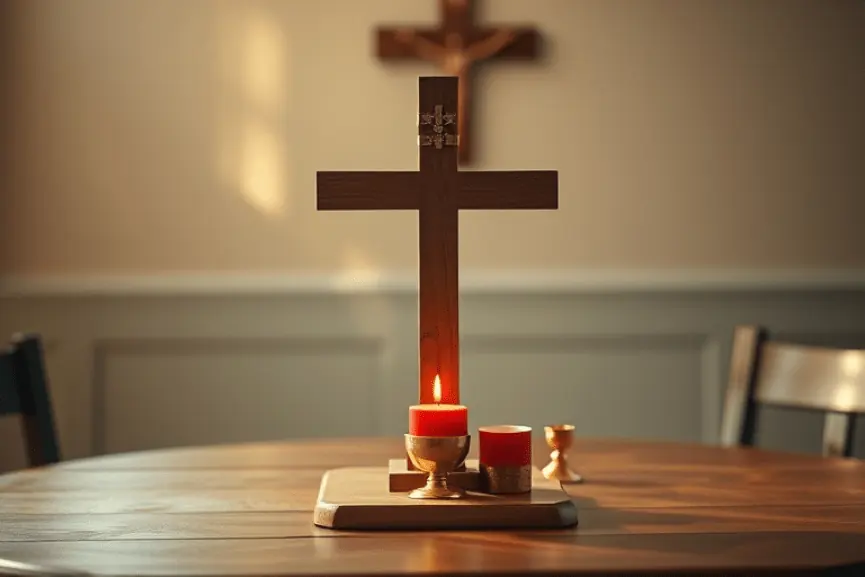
433;374;442;404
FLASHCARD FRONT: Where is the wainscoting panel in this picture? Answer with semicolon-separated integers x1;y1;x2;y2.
0;273;863;466
93;337;383;455
461;334;708;442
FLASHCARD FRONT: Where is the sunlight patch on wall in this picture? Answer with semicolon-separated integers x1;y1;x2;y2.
241;10;285;112
334;246;399;363
334;246;383;290
239;120;285;215
216;3;290;219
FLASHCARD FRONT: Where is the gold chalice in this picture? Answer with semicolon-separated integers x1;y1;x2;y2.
541;424;583;483
404;434;471;499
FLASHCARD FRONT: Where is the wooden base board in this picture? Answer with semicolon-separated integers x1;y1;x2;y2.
388;458;481;492
314;466;578;530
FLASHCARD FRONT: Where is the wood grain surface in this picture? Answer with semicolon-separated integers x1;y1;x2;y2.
1;437;864;576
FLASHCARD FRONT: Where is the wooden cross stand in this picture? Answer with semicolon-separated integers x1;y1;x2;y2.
376;0;544;164
314;76;575;531
318;76;556;406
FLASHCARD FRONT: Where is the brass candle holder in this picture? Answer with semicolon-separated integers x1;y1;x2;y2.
541;424;583;483
404;434;471;499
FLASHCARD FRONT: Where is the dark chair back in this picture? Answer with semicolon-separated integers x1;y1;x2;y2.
0;333;61;467
720;325;865;458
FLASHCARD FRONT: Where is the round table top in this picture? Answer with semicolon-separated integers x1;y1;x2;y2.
1;437;865;576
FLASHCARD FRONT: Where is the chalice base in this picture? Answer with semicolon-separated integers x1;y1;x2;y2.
389;458;481;492
408;475;465;499
542;460;583;483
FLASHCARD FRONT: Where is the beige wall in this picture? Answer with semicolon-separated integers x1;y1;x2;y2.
2;0;864;277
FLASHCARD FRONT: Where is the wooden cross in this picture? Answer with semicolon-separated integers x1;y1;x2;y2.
376;0;543;165
317;76;557;405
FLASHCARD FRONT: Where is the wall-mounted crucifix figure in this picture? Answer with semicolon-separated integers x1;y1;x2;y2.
376;0;544;165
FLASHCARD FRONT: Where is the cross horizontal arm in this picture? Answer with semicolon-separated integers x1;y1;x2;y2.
457;171;558;209
376;28;540;61
317;172;421;210
469;28;541;59
376;28;443;59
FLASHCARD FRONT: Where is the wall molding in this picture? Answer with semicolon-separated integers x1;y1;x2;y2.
1;270;863;462
1;268;864;297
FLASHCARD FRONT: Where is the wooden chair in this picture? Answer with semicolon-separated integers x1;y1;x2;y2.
720;325;865;458
0;333;61;467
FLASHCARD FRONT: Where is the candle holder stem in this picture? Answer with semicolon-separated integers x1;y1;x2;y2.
409;472;464;499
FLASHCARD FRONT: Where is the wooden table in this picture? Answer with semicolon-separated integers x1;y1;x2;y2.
1;438;864;576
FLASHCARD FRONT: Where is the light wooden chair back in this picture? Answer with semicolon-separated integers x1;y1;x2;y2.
720;325;865;458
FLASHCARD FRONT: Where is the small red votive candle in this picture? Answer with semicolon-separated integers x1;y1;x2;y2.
478;425;532;494
409;404;468;437
408;374;468;437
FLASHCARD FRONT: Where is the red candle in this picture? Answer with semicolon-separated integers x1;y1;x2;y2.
408;374;468;437
479;425;532;467
409;404;468;436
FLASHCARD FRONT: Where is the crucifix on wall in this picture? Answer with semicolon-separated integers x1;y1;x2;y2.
376;0;544;164
317;77;557;405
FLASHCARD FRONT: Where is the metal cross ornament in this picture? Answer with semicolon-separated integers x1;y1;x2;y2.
419;105;458;149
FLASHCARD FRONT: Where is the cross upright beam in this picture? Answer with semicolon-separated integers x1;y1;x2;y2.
317;76;557;406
